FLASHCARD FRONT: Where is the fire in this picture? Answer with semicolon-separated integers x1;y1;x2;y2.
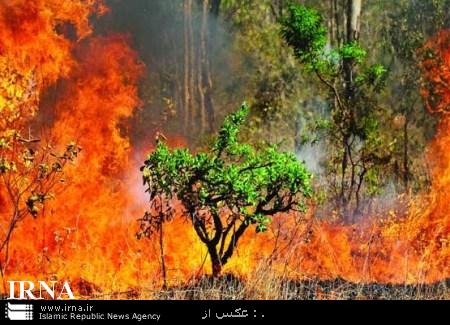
0;0;105;281
0;0;448;297
1;0;205;293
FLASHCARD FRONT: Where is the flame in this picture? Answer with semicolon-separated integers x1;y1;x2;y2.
0;1;448;297
1;0;205;292
223;31;450;283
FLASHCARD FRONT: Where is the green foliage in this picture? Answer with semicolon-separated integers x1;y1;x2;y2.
356;64;388;89
280;4;327;64
280;4;385;88
142;104;311;225
338;42;367;64
213;104;249;154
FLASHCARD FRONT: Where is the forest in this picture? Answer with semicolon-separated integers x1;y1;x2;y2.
0;0;449;300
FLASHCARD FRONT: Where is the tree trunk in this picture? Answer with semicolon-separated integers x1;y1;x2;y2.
344;0;362;96
207;244;222;277
183;0;192;132
403;114;409;191
340;136;350;218
202;0;216;132
198;0;208;132
188;1;196;133
347;0;362;42
342;0;362;222
330;0;343;47
159;222;168;290
329;0;336;47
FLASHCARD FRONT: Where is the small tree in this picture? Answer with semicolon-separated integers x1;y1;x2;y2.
138;104;312;277
280;4;392;221
0;60;81;290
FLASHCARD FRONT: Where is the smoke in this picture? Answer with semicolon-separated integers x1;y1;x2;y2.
295;96;329;175
296;141;326;175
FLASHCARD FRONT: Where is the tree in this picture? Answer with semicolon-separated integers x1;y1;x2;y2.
280;3;391;221
0;60;81;290
138;104;312;277
385;0;448;192
183;0;216;135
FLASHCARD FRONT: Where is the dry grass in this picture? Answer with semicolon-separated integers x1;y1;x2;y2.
87;265;449;300
150;277;449;300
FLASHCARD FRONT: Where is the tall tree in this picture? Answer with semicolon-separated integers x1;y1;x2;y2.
183;0;216;136
281;3;391;221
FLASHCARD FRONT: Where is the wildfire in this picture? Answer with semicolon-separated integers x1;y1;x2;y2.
0;0;448;297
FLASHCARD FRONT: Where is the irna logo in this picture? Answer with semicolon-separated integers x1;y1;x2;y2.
7;281;75;300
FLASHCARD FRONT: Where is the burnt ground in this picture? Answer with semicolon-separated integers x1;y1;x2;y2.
154;274;450;300
2;275;447;300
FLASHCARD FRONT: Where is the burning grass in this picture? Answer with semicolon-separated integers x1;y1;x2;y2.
79;273;450;300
